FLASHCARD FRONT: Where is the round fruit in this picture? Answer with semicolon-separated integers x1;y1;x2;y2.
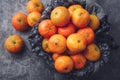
4;35;24;53
27;11;41;27
68;4;83;18
84;43;101;61
26;0;44;13
50;6;70;27
42;38;51;53
52;52;68;61
48;34;67;54
58;23;75;37
52;53;61;61
71;54;86;69
11;12;28;31
89;14;100;30
72;8;90;28
67;33;86;54
55;56;74;73
78;27;95;45
38;19;57;38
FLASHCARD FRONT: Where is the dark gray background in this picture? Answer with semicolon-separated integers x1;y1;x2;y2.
0;0;120;80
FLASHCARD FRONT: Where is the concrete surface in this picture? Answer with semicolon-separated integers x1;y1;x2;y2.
0;0;120;80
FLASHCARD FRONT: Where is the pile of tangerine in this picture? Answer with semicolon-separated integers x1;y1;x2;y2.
38;4;101;73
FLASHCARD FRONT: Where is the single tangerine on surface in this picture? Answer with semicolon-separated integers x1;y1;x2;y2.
50;6;70;27
27;11;41;27
70;53;86;69
11;12;28;31
38;19;57;38
42;38;51;53
55;56;74;73
89;14;100;31
26;0;44;13
68;4;83;18
48;34;67;54
67;33;87;54
4;35;24;53
58;23;76;37
77;27;95;45
84;43;101;62
72;8;90;28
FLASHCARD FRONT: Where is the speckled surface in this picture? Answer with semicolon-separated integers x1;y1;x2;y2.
0;0;120;80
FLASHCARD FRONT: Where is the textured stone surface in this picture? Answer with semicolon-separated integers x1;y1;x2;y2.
89;0;120;80
0;0;120;80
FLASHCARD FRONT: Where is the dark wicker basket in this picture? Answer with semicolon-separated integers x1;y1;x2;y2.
28;0;118;80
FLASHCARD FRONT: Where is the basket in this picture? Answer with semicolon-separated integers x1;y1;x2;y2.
28;0;118;80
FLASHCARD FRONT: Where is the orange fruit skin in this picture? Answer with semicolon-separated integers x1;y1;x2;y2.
84;43;101;62
67;33;87;54
89;14;100;30
38;19;57;38
11;13;28;31
52;52;68;61
52;53;61;61
72;8;90;28
26;0;44;13
77;27;95;45
55;56;74;73
71;54;86;69
50;6;70;27
42;38;51;53
68;4;83;18
27;11;41;27
4;35;24;53
58;23;75;37
48;34;67;54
